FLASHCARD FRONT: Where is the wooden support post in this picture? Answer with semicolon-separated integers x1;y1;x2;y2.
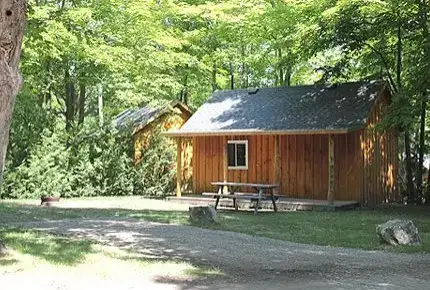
223;136;228;193
176;137;182;197
273;135;280;194
327;134;335;205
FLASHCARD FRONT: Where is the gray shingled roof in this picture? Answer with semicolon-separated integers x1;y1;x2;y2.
167;80;387;136
114;105;162;131
114;100;190;134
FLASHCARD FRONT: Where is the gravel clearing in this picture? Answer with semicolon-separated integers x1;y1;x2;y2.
10;217;430;290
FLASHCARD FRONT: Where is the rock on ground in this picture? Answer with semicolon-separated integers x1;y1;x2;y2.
189;205;217;224
377;219;421;246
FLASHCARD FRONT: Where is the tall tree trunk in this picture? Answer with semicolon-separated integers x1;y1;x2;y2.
270;0;282;87
417;96;426;201
78;83;85;125
98;83;103;127
278;48;284;86
230;62;234;90
64;65;76;131
285;66;292;87
396;25;402;87
405;131;415;202
241;45;248;88
43;61;51;107
396;22;415;202
427;166;430;204
211;62;217;92
0;0;27;185
180;74;188;105
419;0;430;203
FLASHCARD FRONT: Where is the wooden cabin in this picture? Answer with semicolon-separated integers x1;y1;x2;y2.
166;81;399;206
115;100;193;191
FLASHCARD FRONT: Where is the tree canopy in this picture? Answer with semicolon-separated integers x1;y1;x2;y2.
1;0;429;202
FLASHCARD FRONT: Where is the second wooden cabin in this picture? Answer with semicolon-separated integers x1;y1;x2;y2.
115;100;193;191
167;81;399;206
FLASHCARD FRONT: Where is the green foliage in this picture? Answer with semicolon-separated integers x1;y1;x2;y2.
67;125;136;198
3;0;430;199
2;132;71;199
133;131;176;197
1;122;176;199
7;89;55;168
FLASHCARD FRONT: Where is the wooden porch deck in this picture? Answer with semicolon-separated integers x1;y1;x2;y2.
166;194;359;211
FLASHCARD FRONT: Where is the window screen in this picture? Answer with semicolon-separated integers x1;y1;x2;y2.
227;141;248;169
236;144;246;166
228;143;236;167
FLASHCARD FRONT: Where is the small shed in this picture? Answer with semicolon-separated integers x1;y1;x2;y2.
115;100;193;190
166;81;399;206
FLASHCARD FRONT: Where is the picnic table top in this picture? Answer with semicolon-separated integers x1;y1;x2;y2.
202;192;278;198
211;182;279;189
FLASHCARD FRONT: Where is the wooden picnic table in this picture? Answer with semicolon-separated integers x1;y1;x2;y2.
203;182;279;215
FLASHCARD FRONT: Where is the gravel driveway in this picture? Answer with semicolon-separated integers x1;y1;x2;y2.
14;217;430;290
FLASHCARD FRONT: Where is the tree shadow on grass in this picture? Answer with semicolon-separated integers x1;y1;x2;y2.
0;202;190;225
0;227;94;266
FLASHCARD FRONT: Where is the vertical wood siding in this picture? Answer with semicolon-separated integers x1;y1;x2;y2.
192;129;397;205
360;91;399;205
193;133;361;200
133;111;193;192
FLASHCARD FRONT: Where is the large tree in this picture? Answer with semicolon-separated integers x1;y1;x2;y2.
0;0;26;185
0;0;26;253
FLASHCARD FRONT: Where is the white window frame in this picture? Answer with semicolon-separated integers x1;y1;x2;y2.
227;140;248;170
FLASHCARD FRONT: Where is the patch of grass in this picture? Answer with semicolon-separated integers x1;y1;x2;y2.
207;206;430;253
0;257;18;266
110;253;224;278
0;202;90;222
1;198;429;253
184;266;224;278
0;227;223;287
118;210;189;224
0;201;190;225
0;228;94;265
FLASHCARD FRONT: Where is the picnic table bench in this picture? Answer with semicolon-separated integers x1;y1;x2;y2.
203;182;279;214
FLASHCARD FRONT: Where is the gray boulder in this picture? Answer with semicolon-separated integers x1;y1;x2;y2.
189;206;218;225
376;219;421;246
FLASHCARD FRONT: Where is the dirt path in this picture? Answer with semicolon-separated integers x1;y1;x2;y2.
13;217;430;290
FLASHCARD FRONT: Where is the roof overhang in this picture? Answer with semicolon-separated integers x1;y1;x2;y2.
163;127;363;137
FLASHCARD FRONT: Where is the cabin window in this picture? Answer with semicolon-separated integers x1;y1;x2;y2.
227;140;248;170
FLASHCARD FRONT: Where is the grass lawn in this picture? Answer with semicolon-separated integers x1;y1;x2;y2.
0;197;190;224
211;206;430;253
1;197;430;253
0;227;222;288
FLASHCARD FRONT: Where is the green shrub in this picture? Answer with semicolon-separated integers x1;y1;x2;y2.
1;122;177;199
133;131;176;197
1;131;71;199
